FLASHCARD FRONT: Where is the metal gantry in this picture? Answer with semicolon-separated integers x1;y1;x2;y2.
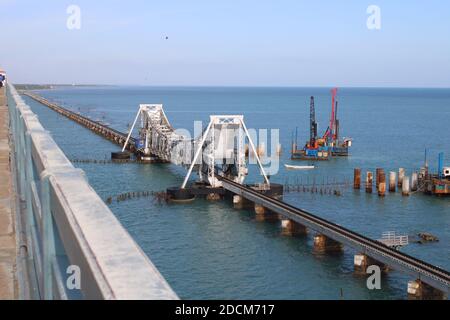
122;105;270;189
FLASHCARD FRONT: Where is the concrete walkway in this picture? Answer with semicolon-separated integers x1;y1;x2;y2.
0;85;17;299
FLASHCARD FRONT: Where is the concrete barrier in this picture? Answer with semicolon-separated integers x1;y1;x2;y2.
7;83;178;300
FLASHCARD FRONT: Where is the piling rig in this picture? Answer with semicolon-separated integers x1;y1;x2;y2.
291;88;352;160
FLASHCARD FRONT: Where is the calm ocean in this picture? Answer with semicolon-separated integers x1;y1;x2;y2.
23;86;450;299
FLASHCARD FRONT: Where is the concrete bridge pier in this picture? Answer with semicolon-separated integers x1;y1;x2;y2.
206;192;221;201
254;203;279;222
407;279;447;300
313;234;343;253
281;219;307;236
354;254;389;274
232;195;253;209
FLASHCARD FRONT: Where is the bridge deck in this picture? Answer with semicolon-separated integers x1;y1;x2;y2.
22;92;136;152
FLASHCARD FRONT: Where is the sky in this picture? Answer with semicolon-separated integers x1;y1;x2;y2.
1;0;450;87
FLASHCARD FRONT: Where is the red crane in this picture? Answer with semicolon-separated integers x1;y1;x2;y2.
323;87;338;142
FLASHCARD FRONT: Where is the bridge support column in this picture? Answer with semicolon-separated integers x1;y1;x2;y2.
254;204;279;222
233;195;252;209
354;254;389;274
281;219;307;236
407;280;447;300
313;234;343;253
206;193;221;201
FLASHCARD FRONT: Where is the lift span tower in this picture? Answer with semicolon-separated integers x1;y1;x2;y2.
120;104;271;199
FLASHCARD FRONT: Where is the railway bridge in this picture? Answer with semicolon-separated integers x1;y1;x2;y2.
23;90;449;300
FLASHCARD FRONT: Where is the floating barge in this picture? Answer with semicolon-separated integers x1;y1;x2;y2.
425;177;450;195
419;152;450;196
419;155;450;196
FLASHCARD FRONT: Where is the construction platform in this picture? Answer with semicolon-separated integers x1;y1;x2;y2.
291;89;352;161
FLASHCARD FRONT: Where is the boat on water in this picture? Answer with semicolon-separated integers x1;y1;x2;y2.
284;164;315;170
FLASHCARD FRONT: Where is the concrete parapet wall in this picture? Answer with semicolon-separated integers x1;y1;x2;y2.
7;84;178;300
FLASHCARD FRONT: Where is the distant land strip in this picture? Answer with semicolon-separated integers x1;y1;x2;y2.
14;84;114;90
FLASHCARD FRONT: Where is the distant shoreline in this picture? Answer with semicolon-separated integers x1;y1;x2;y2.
13;84;450;90
13;84;116;90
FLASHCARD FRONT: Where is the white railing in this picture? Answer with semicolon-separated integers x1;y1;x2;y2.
7;83;178;300
378;231;409;248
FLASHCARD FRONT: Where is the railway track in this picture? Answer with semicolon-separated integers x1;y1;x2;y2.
220;177;450;291
23;92;136;151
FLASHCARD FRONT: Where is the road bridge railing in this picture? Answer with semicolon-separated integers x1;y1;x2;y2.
8;84;178;300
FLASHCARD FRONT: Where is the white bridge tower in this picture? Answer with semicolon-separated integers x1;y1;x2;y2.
122;104;269;189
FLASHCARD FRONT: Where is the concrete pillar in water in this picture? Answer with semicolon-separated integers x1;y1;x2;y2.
378;172;386;196
402;176;410;196
233;194;253;209
313;234;343;253
365;171;373;193
276;143;282;156
257;142;265;157
398;168;405;188
353;168;361;189
254;203;279;221
354;254;390;274
389;171;396;192
376;168;384;190
206;193;221;201
411;172;418;191
254;203;266;217
407;280;447;300
233;195;243;207
281;219;307;236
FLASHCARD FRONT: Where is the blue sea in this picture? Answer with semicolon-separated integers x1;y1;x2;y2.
23;86;450;299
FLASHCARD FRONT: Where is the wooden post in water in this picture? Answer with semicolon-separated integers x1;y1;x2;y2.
402;176;410;196
389;171;396;192
378;172;386;196
365;171;373;193
398;168;405;188
353;168;361;189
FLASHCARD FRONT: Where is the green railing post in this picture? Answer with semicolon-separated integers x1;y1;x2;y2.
17;109;26;201
40;172;56;300
24;132;34;219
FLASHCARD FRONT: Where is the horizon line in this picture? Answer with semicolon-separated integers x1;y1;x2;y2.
13;83;450;89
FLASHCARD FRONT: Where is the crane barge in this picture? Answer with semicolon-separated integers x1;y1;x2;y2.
291;88;352;160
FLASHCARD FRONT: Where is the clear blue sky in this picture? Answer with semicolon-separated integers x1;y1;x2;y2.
1;0;450;87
